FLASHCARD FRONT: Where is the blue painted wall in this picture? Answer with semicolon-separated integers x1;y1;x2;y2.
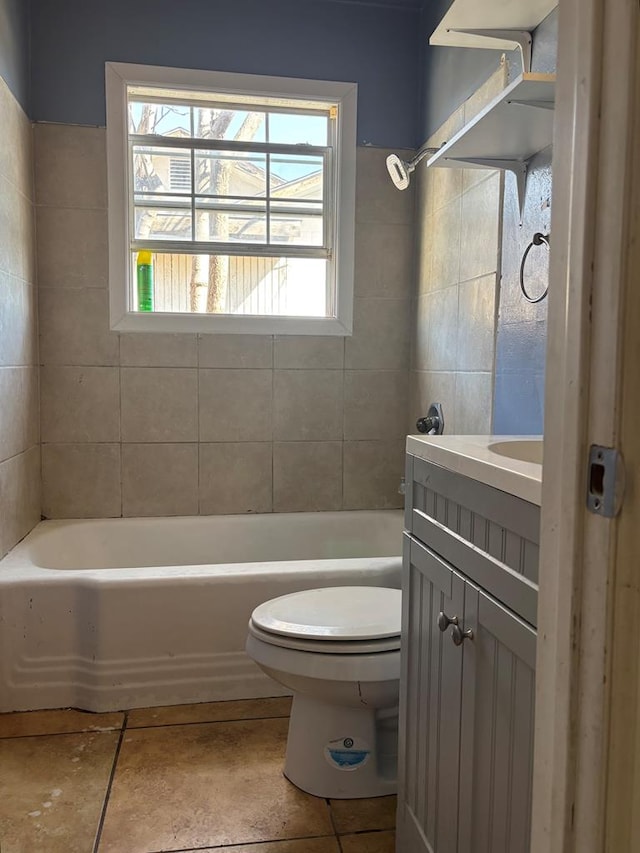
29;0;422;147
0;0;30;109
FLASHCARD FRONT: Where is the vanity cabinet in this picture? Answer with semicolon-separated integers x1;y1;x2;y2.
398;452;540;853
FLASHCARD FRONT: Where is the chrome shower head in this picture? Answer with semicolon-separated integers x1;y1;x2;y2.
386;146;439;190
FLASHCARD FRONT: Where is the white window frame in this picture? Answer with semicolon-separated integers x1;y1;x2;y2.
105;62;357;335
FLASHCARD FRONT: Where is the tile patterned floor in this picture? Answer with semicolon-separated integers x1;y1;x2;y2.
0;698;396;853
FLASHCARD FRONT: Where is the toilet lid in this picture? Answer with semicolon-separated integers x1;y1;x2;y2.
250;586;402;641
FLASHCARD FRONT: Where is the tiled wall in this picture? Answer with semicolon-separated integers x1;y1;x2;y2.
493;12;556;434
35;123;413;518
493;148;551;434
409;65;507;436
0;77;40;558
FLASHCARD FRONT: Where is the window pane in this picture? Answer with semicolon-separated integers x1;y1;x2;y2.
270;212;324;247
134;207;192;241
268;112;328;145
270;154;323;200
130;251;329;317
132;146;192;194
128;101;191;136
194;151;267;196
194;200;267;243
193;108;266;142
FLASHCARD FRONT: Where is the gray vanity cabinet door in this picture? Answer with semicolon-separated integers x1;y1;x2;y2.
398;535;465;853
457;584;537;853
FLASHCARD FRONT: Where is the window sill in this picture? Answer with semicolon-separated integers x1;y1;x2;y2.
110;310;353;336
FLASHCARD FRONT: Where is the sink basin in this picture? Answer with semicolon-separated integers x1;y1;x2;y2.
488;439;543;465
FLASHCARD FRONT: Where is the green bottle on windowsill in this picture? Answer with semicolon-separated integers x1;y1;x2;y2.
136;250;154;312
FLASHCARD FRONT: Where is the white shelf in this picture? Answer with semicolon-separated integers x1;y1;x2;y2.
426;72;555;216
430;0;557;52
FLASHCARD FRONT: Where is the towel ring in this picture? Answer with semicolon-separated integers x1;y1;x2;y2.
519;232;550;303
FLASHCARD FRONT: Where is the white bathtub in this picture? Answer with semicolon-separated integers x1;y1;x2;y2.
0;511;403;713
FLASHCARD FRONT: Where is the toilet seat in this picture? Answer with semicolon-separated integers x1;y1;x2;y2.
250;586;401;647
248;620;401;654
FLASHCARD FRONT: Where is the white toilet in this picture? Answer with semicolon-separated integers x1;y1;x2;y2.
245;586;401;799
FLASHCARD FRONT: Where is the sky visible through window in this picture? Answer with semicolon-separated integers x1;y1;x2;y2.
128;102;328;182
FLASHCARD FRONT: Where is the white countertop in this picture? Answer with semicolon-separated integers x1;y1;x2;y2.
406;435;543;506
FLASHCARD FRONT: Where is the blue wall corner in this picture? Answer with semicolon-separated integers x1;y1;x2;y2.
0;0;30;111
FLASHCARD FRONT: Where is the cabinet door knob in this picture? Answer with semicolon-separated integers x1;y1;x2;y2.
451;625;474;646
437;611;459;632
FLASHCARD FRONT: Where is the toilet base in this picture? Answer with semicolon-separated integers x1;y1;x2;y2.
284;693;397;799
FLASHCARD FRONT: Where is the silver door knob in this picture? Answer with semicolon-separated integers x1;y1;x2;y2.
437;611;459;632
451;625;474;646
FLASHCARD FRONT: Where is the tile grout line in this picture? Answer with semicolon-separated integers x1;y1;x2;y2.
326;797;345;852
92;710;129;853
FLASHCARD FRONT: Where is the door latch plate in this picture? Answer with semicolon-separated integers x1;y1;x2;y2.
587;445;624;517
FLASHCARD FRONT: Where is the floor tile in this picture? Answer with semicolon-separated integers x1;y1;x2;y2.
98;717;333;852
0;730;119;852
340;830;396;853
329;795;397;834
127;696;292;729
158;838;340;853
0;708;124;738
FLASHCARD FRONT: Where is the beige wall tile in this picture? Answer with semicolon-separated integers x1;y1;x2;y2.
41;443;121;518
343;440;404;510
463;62;508;126
0;274;37;366
274;336;344;369
0;76;33;200
344;370;409;440
273;442;342;512
36;207;108;288
454;372;493;434
414;210;433;296
416;287;458;370
122;444;198;517
199;369;272;442
354;223;413;299
456;274;497;372
40;366;119;443
409;371;457;436
34;123;107;209
0;447;40;559
459;172;502;283
39;288;119;366
0;367;38;461
356;147;414;225
430;167;463;215
428;197;461;292
199;442;272;515
426;105;466;151
121;367;198;443
0;174;35;282
345;298;410;370
198;335;273;369
273;370;343;441
120;333;197;367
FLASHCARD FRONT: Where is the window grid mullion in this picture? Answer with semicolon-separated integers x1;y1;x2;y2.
129;133;327;158
266;112;271;245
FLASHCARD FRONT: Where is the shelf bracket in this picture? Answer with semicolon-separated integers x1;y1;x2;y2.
444;157;528;222
448;28;533;73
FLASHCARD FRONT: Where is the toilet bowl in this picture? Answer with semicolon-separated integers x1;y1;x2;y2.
245;586;401;799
